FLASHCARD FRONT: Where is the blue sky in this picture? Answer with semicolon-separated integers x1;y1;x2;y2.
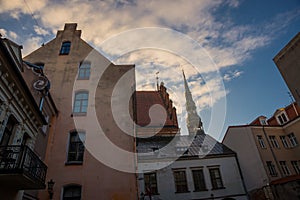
0;0;299;140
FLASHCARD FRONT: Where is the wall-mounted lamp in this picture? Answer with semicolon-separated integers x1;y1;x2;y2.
47;179;55;199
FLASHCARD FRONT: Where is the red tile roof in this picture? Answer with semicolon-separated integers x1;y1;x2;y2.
136;91;177;127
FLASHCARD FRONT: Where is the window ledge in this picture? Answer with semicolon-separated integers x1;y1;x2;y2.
71;112;87;117
77;77;90;80
65;161;83;166
211;187;225;190
175;191;190;194
193;189;208;192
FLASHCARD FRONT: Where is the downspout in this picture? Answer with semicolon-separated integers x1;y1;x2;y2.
234;153;250;199
262;126;283;178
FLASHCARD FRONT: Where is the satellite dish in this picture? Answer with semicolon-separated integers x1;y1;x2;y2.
33;76;49;91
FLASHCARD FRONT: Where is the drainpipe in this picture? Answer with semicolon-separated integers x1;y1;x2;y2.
234;153;250;199
262;126;283;178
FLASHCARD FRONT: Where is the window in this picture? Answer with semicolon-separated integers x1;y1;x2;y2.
144;172;158;195
78;61;91;80
260;118;268;125
291;161;300;174
279;161;290;176
276;112;288;125
73;92;88;114
63;185;81;200
60;41;71;55
269;136;280;148
67;131;85;163
173;170;188;193
288;133;298;147
192;169;207;191
0;115;17;146
266;161;277;176
209;168;224;189
280;136;290;148
257;135;266;148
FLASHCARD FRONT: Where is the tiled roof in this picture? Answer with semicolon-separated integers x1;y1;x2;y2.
136;91;176;127
137;133;235;160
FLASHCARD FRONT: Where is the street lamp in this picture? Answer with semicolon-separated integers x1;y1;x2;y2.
47;179;55;199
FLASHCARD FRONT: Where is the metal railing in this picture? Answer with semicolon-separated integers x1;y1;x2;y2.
0;145;47;185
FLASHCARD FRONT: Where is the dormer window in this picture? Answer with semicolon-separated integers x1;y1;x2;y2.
60;41;71;55
260;118;268;125
276;111;289;125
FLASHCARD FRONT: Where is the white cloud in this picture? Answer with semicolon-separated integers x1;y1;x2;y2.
0;28;18;40
223;70;243;81
22;36;43;56
0;0;298;137
33;25;49;36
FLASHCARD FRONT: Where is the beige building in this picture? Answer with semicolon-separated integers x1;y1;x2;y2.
273;32;300;105
24;23;137;199
0;37;57;199
223;102;300;199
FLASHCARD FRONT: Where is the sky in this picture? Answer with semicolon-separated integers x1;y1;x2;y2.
0;0;299;140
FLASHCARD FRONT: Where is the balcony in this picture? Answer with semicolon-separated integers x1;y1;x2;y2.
0;145;47;189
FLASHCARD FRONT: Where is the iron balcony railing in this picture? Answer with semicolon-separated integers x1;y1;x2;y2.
0;145;47;185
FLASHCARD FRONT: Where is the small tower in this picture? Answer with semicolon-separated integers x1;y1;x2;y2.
183;70;204;135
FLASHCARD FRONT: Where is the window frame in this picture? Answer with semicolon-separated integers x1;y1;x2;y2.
208;167;224;190
66;131;85;164
59;41;71;55
280;136;290;148
77;61;91;80
276;111;289;125
62;184;82;200
291;161;300;174
288;133;298;147
173;169;189;193
279;161;291;176
266;161;277;177
73;91;89;114
144;172;158;195
257;135;266;149
191;168;207;192
269;135;280;149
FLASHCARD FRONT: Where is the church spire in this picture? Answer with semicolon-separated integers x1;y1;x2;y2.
182;70;204;135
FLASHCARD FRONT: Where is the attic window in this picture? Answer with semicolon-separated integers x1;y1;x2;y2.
60;41;71;55
276;111;289;125
260;118;268;125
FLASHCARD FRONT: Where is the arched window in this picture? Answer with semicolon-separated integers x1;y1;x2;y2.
0;115;18;146
63;185;82;200
67;131;85;163
78;61;91;80
60;41;71;55
73;91;88;114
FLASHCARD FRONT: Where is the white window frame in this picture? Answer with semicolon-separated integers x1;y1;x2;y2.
288;133;298;147
279;161;291;176
276;111;289;125
280;136;290;148
73;91;89;114
269;135;280;148
291;161;300;174
257;135;266;148
266;161;277;176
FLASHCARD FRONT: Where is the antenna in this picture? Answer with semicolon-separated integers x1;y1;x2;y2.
288;92;295;103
